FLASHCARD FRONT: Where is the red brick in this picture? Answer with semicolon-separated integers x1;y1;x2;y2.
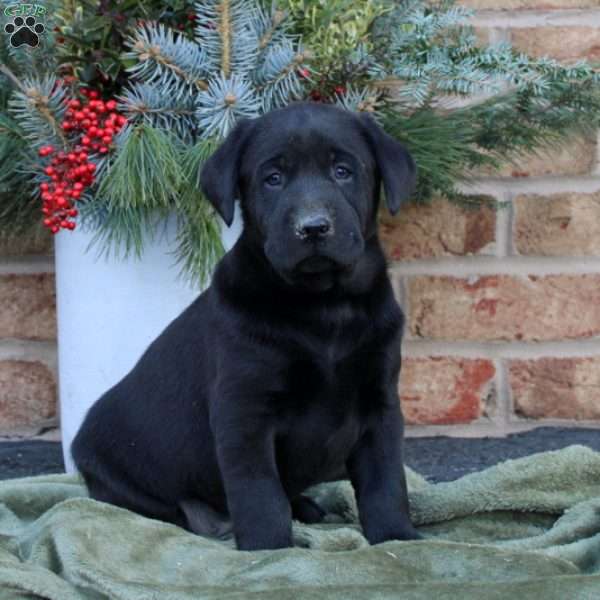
510;358;600;420
0;229;53;256
515;192;600;256
0;274;56;341
400;357;495;425
407;274;600;341
0;360;57;428
379;197;495;261
473;136;596;178
510;27;600;62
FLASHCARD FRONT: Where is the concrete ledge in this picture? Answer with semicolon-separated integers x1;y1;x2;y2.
0;256;55;275
406;419;600;438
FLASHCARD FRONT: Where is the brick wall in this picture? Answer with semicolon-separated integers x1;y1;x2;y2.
3;1;600;439
0;233;57;435
387;1;600;434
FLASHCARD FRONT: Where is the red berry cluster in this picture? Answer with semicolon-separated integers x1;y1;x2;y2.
297;69;346;102
38;88;127;234
309;85;346;102
39;148;93;232
62;89;126;154
177;11;197;29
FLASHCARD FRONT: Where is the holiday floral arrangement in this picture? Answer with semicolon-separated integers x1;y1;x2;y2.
1;0;600;283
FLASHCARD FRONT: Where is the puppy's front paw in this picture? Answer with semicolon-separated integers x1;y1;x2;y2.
236;533;293;551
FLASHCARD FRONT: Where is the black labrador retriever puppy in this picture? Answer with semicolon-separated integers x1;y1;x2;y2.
72;101;421;551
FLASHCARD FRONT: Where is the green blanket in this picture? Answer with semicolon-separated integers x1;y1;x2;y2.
1;445;600;599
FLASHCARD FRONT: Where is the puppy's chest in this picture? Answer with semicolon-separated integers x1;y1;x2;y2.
278;394;363;491
276;335;375;487
286;333;369;406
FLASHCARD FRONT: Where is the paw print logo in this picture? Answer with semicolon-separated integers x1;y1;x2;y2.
4;16;45;48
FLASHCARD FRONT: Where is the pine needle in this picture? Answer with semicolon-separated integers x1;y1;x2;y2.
173;137;226;286
97;123;185;210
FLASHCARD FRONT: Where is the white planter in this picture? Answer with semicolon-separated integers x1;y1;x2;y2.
55;209;243;472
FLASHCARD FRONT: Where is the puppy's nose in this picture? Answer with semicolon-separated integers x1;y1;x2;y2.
295;215;332;241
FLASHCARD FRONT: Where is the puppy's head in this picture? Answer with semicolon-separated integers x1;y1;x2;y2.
200;102;415;291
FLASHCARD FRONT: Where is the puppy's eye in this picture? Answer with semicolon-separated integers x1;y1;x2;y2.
265;172;282;187
334;165;351;180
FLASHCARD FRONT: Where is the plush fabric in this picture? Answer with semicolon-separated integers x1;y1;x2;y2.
1;445;600;599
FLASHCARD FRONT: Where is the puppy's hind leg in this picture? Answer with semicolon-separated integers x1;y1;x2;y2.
179;498;233;540
82;470;181;524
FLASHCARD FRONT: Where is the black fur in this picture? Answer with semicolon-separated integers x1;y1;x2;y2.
71;101;420;551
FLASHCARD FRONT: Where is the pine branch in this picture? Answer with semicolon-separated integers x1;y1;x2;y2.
174;200;224;287
81;131;224;283
380;105;486;202
253;41;307;110
3;65;68;148
370;1;600;112
173;136;225;285
196;0;261;75
79;200;165;261
0;62;26;92
0;114;41;234
258;8;287;50
124;23;210;91
381;76;600;204
123;1;309;139
196;72;262;138
118;82;198;142
220;0;232;76
96;123;185;210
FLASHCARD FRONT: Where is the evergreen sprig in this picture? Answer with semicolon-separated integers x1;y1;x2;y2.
174;137;224;285
120;0;309;140
97;123;184;210
96;0;311;282
122;23;210;92
7;74;69;149
0;2;62;242
117;83;198;142
0;112;40;236
81;123;185;258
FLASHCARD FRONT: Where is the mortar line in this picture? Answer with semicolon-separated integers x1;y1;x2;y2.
0;257;55;274
402;339;600;359
470;9;600;28
490;358;508;428
400;276;409;317
458;176;600;196
0;339;58;375
594;130;600;176
389;255;600;276
494;189;513;258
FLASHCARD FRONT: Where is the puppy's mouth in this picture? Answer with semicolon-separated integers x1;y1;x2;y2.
296;256;339;274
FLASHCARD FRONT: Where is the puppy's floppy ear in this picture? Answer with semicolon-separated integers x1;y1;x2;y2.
200;118;254;227
359;112;416;215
